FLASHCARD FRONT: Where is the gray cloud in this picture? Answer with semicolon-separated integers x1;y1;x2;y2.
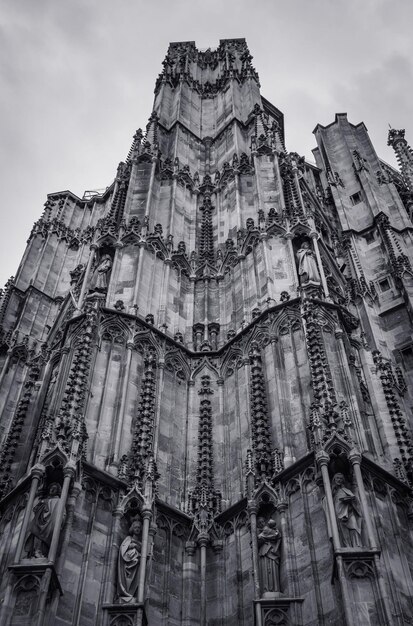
1;0;412;285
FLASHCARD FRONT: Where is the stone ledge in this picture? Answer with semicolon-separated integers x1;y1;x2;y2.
102;602;147;626
9;561;63;595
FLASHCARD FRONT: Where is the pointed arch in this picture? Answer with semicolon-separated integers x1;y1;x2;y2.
119;484;144;516
323;432;352;456
99;315;131;345
220;345;244;378
189;356;220;382
132;329;160;358
164;348;190;381
254;481;280;507
245;323;272;352
271;306;302;337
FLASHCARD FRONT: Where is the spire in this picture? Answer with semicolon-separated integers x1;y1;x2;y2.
387;127;413;192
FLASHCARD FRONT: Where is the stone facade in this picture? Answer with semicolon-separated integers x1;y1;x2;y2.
0;38;413;625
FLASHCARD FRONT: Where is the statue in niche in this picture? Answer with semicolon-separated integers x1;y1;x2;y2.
117;517;142;603
296;241;320;284
24;482;63;558
257;518;282;595
331;473;362;547
89;254;112;293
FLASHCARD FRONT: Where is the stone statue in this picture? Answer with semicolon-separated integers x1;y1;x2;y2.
117;518;142;603
296;242;320;284
24;482;63;558
257;518;282;595
89;254;112;293
331;473;362;547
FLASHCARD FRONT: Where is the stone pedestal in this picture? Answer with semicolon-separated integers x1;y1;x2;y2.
333;549;392;626
332;548;380;581
254;596;304;625
4;562;62;626
102;602;147;626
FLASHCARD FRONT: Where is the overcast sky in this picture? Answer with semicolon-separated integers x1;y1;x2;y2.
1;0;412;287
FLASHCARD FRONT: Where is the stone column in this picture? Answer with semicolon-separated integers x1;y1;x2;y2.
131;246;144;310
182;542;197;626
159;261;171;326
35;567;53;626
14;464;45;563
111;341;134;465
48;462;76;563
168;175;178;235
58;481;82;567
77;243;97;311
144;156;157;220
107;241;124;308
137;507;152;604
247;501;263;626
284;232;299;291
199;533;208;626
317;451;355;626
316;451;340;550
335;555;355;626
0;348;12;389
102;505;123;606
153;358;165;458
234;171;242;230
334;329;367;450
48;481;82;622
252;154;263;216
348;450;376;549
348;450;395;626
276;499;290;593
292;165;307;218
310;232;329;299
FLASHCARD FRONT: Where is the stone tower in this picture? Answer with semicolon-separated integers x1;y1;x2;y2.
0;38;413;626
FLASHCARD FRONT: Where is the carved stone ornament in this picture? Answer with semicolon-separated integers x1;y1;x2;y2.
117;517;142;603
24;482;65;558
331;473;362;548
89;254;112;293
257;517;282;595
296;241;320;285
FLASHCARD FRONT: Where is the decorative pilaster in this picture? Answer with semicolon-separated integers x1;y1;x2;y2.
198;193;215;268
372;350;413;483
248;342;274;481
128;350;158;488
52;303;98;461
301;301;341;447
188;374;220;626
0;348;45;499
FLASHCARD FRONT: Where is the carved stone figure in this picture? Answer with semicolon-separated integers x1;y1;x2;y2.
117;518;142;603
296;242;320;284
89;254;112;292
331;473;362;547
24;482;63;558
257;518;282;595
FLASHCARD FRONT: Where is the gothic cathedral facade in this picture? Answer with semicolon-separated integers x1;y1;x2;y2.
0;38;413;626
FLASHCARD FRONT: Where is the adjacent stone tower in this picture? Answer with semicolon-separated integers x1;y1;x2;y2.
0;38;413;626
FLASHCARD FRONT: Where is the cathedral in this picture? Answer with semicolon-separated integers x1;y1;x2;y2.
0;38;413;626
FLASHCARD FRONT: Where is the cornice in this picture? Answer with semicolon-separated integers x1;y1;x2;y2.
157;110;259;145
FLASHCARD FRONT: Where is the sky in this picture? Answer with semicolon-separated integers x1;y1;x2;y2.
1;0;412;287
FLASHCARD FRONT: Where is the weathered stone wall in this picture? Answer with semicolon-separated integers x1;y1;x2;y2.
0;38;413;626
